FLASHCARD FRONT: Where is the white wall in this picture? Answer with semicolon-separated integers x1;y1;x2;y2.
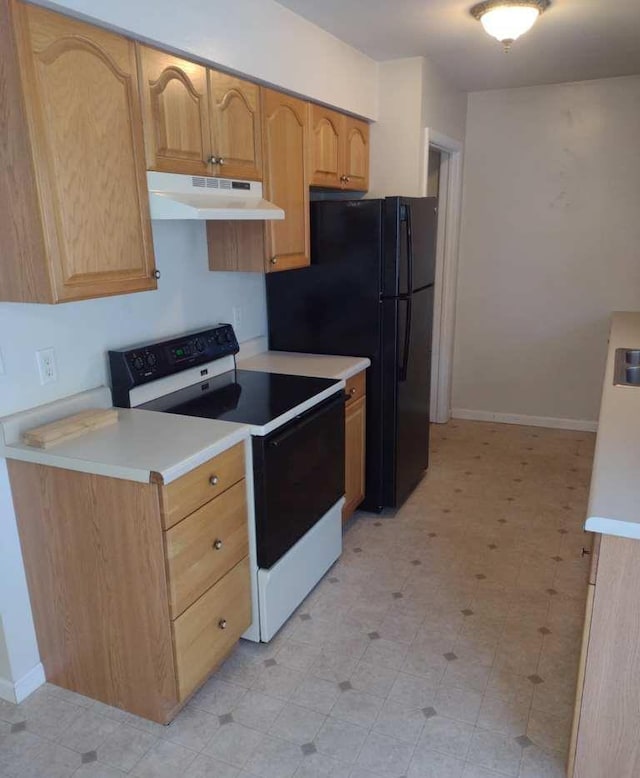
453;75;640;426
370;56;467;197
370;58;424;197
421;57;468;144
34;0;378;119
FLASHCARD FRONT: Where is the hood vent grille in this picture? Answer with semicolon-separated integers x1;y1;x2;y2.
147;172;285;221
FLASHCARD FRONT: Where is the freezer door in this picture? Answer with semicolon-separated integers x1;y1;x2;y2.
395;285;434;505
402;197;438;292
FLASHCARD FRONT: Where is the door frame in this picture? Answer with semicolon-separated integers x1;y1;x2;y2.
422;129;464;424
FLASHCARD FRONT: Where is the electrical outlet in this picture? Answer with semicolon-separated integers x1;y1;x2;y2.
36;348;57;385
0;348;4;375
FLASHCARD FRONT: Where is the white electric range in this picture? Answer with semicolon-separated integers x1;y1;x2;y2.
109;324;346;641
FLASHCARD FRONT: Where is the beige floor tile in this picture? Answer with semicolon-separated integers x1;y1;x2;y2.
203;722;265;768
131;739;198;778
355;731;414;777
230;691;285;733
159;704;220;751
466;728;524;776
314;716;368;764
408;747;466;778
183;753;240;777
97;724;158;771
372;699;427;744
418;714;474;759
243;734;303;778
330;689;384;729
269;703;326;745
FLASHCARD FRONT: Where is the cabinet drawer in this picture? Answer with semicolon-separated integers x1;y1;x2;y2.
166;480;249;617
159;443;245;529
173;557;251;701
345;371;366;406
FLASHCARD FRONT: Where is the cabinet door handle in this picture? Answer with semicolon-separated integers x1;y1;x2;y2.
218;619;228;630
212;538;223;551
350;387;357;396
218;158;225;166
152;269;161;280
270;257;278;265
209;475;219;486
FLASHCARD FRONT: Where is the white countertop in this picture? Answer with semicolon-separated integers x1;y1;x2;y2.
0;349;369;486
586;312;640;539
239;351;370;381
0;388;249;485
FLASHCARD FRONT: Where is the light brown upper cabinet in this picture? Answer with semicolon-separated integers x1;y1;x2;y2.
262;88;310;272
138;45;262;181
0;0;157;303
137;47;211;176
342;115;370;191
310;105;369;192
208;70;262;181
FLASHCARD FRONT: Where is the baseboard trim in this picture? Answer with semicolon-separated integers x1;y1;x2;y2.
451;408;598;433
0;663;45;704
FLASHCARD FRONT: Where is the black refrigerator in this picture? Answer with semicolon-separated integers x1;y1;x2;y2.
266;196;438;512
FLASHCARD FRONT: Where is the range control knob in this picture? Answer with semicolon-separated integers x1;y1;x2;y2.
132;355;144;371
195;338;205;352
146;353;157;367
225;330;232;343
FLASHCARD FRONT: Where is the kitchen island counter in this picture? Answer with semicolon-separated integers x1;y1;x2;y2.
586;311;640;539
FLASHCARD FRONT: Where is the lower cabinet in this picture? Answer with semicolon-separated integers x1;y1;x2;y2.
7;442;251;724
343;370;367;523
568;533;640;776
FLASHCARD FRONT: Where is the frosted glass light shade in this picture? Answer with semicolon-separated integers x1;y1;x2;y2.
480;6;540;44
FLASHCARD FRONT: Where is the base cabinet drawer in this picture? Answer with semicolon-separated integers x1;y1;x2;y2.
166;480;249;617
160;442;245;528
173;557;251;701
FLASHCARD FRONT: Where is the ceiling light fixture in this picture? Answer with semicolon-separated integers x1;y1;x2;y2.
470;0;550;51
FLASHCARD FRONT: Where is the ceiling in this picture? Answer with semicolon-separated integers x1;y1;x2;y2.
275;0;640;91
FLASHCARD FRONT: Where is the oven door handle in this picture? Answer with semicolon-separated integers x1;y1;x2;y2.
268;393;345;449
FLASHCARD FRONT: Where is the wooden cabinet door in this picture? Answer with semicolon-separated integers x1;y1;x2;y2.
14;3;156;302
209;71;262;181
342;116;369;191
343;395;366;523
137;45;211;176
310;104;342;188
261;88;310;272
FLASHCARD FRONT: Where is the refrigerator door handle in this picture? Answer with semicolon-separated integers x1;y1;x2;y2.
399;296;412;383
405;204;414;296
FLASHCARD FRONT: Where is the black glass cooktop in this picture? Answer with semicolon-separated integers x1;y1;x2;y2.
140;369;340;427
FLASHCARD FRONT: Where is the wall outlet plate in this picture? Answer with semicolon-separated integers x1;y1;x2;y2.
36;348;57;385
0;348;4;375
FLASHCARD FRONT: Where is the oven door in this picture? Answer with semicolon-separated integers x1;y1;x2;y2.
252;391;345;569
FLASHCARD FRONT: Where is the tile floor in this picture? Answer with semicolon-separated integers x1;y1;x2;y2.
0;420;595;778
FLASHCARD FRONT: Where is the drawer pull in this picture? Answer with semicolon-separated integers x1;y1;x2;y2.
209;475;219;487
212;538;223;551
218;619;228;630
350;387;357;395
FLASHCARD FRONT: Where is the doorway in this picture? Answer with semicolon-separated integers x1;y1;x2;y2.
423;130;464;424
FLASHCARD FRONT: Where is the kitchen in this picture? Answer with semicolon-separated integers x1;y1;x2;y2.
1;1;640;777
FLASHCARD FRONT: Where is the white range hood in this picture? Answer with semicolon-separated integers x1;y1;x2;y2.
147;171;285;221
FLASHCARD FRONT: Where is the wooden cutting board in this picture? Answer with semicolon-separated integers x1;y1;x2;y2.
22;408;119;449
